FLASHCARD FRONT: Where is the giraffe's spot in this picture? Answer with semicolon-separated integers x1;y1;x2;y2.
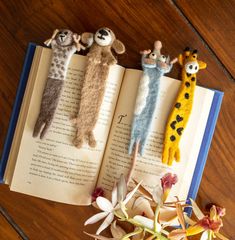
187;73;191;77
56;64;60;68
185;81;190;87
51;63;54;67
177;127;184;136
170;121;177;130
191;77;195;81
170;135;176;141
175;102;181;109
176;115;183;122
185;93;190;99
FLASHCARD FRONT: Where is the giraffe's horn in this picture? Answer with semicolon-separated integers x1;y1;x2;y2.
184;47;190;52
192;49;198;54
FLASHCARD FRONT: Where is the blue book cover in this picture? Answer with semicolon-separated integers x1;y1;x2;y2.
0;43;224;204
0;43;36;182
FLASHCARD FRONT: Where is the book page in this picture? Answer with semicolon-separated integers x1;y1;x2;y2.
10;46;125;205
97;69;214;201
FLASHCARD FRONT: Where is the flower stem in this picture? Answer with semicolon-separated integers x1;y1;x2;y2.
154;203;160;232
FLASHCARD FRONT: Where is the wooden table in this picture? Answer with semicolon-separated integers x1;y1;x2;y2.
0;0;234;239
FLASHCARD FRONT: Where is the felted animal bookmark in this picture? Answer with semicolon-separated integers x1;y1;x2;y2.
162;48;207;166
33;29;85;139
127;41;177;183
72;27;125;148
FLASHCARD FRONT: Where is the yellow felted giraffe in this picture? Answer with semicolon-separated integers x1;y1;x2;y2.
162;47;207;166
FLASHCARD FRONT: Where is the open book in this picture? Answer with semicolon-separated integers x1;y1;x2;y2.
0;44;223;205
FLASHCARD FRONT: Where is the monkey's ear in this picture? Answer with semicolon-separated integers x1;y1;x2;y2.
112;39;125;54
81;32;94;48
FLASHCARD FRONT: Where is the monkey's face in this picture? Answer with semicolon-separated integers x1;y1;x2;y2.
94;27;114;46
56;29;73;46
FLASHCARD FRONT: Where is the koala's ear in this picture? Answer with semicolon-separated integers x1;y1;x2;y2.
81;32;94;48
112;39;125;54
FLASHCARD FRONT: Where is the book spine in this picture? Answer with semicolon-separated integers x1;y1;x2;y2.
0;43;36;182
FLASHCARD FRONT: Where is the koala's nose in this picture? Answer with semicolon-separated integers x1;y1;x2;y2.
99;29;108;36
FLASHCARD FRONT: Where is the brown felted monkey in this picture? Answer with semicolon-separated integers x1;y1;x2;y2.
72;27;125;148
33;29;85;139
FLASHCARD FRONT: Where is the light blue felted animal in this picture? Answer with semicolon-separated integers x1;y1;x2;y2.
127;41;177;182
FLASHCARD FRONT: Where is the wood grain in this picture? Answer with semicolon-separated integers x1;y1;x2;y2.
0;0;234;239
175;0;235;79
0;212;21;239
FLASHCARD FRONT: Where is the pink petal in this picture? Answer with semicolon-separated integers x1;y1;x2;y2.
96;213;114;235
96;197;114;212
84;212;108;225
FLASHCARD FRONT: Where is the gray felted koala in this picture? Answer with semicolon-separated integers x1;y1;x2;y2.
33;29;85;139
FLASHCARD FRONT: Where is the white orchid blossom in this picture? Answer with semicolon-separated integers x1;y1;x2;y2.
84;175;142;235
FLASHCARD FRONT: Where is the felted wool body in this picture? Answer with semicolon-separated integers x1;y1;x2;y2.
33;78;63;139
33;30;77;139
73;43;114;148
129;55;172;156
162;48;206;166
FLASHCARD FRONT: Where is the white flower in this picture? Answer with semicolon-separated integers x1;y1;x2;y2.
84;175;141;235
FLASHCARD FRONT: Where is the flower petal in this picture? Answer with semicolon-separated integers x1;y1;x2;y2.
117;174;127;202
183;213;196;226
132;197;154;218
112;183;118;206
96;197;114;212
132;179;152;200
190;198;205;220
110;221;126;238
133;215;156;230
200;230;209;240
84;212;109;225
159;206;177;224
152;185;163;204
123;180;142;205
168;229;186;240
96;213;114;235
